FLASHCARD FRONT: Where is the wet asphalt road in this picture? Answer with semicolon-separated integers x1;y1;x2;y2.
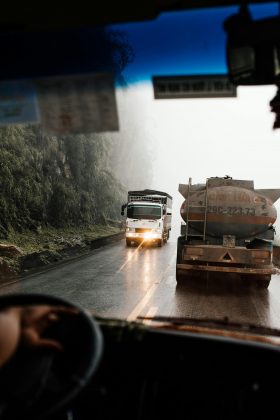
1;230;280;328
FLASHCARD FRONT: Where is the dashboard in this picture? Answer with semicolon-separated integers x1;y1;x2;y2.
71;319;280;420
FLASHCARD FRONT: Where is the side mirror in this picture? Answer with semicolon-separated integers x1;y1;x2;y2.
121;211;124;216
224;6;280;85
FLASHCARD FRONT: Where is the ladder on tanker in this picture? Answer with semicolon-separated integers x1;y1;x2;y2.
185;177;208;242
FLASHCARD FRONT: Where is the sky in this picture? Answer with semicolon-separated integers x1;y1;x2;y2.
112;2;280;239
111;2;278;84
115;82;280;238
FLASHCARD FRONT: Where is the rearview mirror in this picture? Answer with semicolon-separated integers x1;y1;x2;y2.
224;6;280;85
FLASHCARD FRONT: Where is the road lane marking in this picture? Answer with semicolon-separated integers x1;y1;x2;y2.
116;241;144;274
126;251;176;321
127;284;159;321
166;275;175;285
143;306;158;325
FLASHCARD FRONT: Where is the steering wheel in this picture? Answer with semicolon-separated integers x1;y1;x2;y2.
0;293;103;420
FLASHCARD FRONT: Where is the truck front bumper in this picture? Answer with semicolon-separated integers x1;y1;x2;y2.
126;232;162;241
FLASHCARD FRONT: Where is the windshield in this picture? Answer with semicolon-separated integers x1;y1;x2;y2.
127;204;162;220
0;1;280;335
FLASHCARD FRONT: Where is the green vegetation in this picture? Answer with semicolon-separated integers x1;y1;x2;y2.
0;29;152;266
0;126;126;238
2;225;122;254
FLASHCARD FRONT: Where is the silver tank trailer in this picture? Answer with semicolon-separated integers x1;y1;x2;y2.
179;178;280;239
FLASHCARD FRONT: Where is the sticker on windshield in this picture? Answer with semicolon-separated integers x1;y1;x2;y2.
0;80;40;125
153;75;237;99
35;73;119;135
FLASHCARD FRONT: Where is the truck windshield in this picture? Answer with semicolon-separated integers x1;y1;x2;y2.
127;205;161;220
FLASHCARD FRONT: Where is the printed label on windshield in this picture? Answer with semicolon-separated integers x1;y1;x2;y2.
0;80;40;125
35;73;119;135
153;75;237;99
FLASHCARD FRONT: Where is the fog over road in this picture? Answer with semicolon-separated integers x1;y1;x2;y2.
1;230;280;329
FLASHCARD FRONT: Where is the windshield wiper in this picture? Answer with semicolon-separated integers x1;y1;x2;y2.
137;315;280;338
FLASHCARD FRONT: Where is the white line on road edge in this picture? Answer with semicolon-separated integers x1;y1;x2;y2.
126;251;176;322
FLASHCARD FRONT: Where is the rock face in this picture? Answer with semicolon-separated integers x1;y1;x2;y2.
0;244;23;258
0;258;18;281
0;244;22;281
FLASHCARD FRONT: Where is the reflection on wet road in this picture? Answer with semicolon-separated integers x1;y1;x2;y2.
1;233;280;329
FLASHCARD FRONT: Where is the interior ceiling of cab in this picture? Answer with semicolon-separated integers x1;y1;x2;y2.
0;0;273;28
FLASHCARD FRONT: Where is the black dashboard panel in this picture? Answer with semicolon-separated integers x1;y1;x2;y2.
72;321;280;420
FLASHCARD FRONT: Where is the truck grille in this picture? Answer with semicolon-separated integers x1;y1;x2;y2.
135;228;151;233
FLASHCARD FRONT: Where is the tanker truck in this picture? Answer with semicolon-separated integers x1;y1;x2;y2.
176;177;280;288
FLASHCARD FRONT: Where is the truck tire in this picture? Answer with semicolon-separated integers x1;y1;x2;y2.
126;239;132;247
176;236;184;264
241;274;270;289
176;268;194;283
255;276;271;289
164;230;170;243
259;280;270;289
158;238;163;247
176;268;184;283
176;236;185;283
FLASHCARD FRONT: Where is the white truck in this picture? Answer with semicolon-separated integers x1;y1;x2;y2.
121;189;172;247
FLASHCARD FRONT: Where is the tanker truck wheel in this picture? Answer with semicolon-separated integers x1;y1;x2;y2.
176;269;197;284
176;236;185;283
176;236;184;264
176;268;184;283
255;275;271;289
241;274;270;289
157;238;163;247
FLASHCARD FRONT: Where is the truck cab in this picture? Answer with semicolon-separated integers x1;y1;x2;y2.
121;190;172;247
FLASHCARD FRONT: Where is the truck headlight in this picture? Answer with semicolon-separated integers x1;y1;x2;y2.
126;227;135;232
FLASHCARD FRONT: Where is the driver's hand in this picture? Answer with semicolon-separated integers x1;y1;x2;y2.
0;305;78;368
21;305;79;351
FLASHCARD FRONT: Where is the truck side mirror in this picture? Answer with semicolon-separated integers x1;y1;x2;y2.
121;204;126;216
